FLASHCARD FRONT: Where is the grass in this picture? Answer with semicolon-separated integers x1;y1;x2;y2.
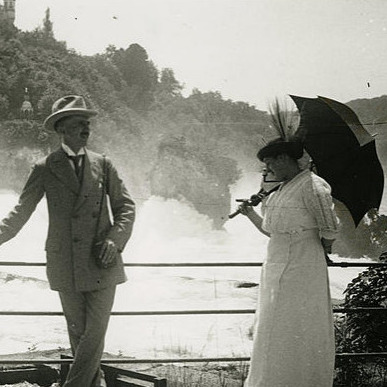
144;362;249;387
141;333;249;386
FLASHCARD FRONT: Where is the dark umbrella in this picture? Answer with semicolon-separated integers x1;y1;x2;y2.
289;95;384;227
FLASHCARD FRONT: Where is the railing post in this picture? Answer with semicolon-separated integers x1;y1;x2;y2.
103;366;119;387
60;354;70;385
155;377;168;387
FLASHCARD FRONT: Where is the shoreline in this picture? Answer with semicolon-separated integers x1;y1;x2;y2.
0;348;248;387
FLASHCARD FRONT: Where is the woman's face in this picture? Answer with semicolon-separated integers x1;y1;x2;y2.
263;155;290;181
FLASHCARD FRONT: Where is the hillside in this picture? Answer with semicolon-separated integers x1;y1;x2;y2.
0;21;270;229
347;96;387;168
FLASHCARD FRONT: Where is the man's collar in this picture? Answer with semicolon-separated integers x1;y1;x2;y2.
61;143;86;156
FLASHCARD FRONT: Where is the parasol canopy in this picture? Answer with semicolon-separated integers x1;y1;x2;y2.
290;95;384;226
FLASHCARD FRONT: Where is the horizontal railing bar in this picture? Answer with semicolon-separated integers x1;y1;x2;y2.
0;262;263;267
0;307;386;316
336;353;387;358
0;261;386;267
0;262;46;266
0;310;255;316
334;307;387;313
328;262;387;267
126;262;263;267
1;353;387;365
0;357;250;365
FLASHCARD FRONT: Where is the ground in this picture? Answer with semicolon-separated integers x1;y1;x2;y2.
0;349;248;387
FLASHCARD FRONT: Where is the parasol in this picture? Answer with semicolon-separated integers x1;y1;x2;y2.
289;95;384;227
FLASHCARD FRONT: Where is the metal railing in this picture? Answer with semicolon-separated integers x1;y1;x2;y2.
59;355;168;387
0;260;386;366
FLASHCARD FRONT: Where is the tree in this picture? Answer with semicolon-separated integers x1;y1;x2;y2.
158;68;183;97
43;7;54;39
109;43;158;111
0;17;17;39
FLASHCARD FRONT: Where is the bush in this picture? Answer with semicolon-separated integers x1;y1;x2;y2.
334;252;387;385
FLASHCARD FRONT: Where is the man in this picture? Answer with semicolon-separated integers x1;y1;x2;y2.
0;95;136;387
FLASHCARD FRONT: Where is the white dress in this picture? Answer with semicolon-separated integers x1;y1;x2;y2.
244;170;340;387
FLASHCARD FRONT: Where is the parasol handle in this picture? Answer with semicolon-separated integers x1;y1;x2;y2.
228;189;272;219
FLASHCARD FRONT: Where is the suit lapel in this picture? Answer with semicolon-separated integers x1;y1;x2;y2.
49;149;80;195
73;150;101;212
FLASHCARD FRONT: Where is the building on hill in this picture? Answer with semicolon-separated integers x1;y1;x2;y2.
0;0;16;25
20;88;34;119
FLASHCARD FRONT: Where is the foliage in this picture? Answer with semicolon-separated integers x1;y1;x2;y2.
0;16;268;229
105;43;159;112
333;252;387;385
42;7;54;39
358;210;387;257
0;119;50;146
158;68;183;97
334;208;387;259
343;264;387;352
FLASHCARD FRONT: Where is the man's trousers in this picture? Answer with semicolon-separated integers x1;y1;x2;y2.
59;285;116;387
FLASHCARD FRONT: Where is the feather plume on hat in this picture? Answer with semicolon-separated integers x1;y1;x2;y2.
268;97;299;141
258;97;310;169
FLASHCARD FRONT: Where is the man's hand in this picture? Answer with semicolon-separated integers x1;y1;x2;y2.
99;239;118;268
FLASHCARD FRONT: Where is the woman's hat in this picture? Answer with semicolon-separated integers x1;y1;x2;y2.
257;138;304;161
44;95;97;131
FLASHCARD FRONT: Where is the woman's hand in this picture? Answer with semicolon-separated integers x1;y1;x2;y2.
321;238;335;255
238;203;256;217
238;203;270;237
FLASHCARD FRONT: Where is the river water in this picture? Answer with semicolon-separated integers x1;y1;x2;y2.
0;172;380;359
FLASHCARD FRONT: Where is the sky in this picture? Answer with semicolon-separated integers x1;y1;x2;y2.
12;0;387;110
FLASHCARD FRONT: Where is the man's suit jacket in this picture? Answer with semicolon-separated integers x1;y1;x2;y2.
0;148;135;292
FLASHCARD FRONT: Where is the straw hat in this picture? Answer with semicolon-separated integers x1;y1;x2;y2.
44;95;97;131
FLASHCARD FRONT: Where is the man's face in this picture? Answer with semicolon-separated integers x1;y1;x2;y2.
57;115;91;152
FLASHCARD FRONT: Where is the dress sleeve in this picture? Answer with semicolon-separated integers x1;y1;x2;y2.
302;175;340;240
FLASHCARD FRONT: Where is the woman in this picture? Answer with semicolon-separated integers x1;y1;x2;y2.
241;138;340;387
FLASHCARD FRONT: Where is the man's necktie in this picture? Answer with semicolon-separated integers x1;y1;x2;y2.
68;155;83;180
